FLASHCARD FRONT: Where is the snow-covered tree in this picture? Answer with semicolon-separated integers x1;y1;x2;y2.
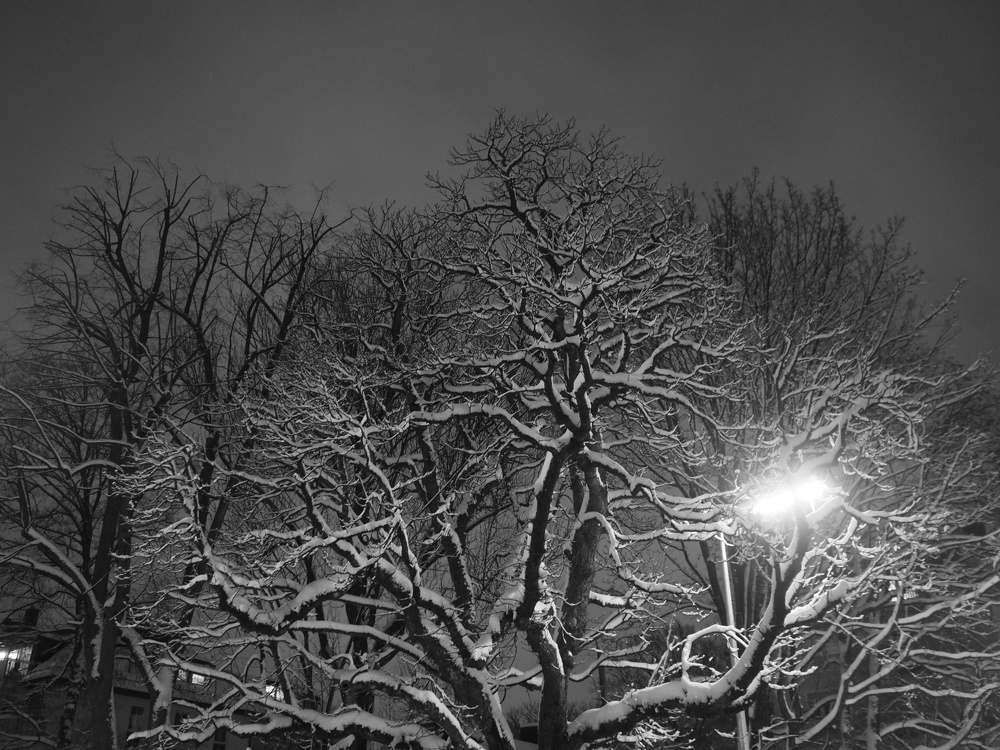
126;115;1000;750
0;160;337;748
688;177;1000;749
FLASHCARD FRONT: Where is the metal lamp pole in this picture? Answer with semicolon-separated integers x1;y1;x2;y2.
718;475;829;750
719;533;751;750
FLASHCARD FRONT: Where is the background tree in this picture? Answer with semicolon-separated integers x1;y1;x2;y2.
681;177;1000;748
598;175;1000;748
0;160;337;748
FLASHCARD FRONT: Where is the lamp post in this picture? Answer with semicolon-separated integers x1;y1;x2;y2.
720;475;832;750
718;532;751;750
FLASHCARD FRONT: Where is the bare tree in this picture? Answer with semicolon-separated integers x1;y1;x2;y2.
123;115;998;750
6;116;988;750
0;159;337;748
681;177;1000;749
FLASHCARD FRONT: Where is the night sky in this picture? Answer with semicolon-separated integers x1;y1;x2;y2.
2;3;997;364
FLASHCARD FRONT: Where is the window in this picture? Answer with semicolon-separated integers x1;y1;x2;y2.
212;726;228;750
263;682;285;701
519;723;539;744
127;705;146;733
116;653;146;683
0;645;32;678
178;665;209;686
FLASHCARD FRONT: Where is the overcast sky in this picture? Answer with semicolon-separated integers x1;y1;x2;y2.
2;3;997;363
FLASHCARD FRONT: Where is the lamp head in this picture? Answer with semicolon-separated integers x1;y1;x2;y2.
753;476;830;516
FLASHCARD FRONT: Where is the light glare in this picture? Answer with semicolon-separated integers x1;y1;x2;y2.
796;477;829;504
755;488;795;515
752;477;830;515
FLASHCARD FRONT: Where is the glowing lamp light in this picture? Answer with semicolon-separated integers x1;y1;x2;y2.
797;476;831;504
753;476;830;516
754;487;795;515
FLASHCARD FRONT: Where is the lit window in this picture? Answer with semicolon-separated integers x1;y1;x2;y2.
0;645;33;677
263;683;285;701
179;664;209;686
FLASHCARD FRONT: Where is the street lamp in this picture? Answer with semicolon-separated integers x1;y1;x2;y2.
719;475;833;750
718;531;750;750
753;476;830;517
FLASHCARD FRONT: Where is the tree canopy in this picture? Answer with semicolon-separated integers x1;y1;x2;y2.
2;115;998;750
